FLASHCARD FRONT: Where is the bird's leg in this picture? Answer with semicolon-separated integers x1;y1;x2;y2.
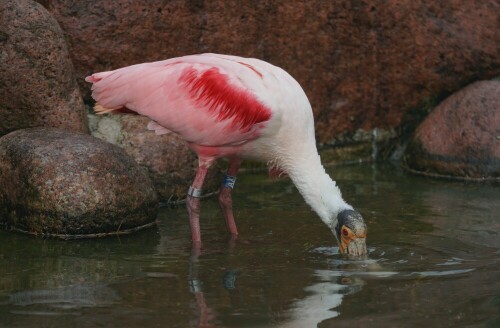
187;158;214;246
218;159;242;237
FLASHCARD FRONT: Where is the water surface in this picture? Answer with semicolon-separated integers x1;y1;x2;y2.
0;163;498;327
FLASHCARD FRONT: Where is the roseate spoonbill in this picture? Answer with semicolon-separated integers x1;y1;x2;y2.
86;53;367;256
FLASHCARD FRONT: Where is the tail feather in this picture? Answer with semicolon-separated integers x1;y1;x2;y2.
93;103;138;115
93;103;117;115
86;69;138;115
85;62;169;115
85;71;114;84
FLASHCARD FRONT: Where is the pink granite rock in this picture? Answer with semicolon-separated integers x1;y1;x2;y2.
43;0;499;143
0;128;158;237
404;80;500;180
0;0;88;136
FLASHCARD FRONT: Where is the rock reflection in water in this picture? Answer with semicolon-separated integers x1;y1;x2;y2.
8;285;119;310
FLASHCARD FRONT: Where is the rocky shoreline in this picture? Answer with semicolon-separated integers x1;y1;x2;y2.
0;0;498;237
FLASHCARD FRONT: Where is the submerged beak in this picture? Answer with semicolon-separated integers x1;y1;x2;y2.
340;235;367;257
335;209;368;257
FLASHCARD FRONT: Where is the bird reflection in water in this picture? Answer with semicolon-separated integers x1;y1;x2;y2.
279;271;364;328
187;242;366;328
188;241;241;328
188;248;216;328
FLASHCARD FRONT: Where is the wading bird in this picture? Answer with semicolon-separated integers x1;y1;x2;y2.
86;53;367;256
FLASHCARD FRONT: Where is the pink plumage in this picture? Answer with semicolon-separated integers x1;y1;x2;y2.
86;54;274;150
86;53;367;256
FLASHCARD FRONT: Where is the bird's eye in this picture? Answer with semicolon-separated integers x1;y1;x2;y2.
342;227;349;236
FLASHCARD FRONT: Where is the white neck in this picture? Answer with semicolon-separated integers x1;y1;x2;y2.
283;150;353;229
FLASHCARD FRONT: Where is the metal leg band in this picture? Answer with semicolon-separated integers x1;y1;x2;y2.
187;186;203;198
189;278;202;293
222;174;237;189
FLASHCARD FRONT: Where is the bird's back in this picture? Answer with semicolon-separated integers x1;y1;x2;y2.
86;54;314;159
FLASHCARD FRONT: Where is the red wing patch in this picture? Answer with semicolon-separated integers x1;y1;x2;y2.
179;67;271;132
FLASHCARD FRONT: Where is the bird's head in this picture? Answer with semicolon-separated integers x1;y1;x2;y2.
333;209;367;257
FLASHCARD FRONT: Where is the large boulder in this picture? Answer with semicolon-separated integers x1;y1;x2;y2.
0;128;158;238
89;114;222;203
43;0;499;144
0;0;88;136
403;80;500;180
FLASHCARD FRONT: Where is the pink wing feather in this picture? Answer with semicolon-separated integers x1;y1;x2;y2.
86;54;273;147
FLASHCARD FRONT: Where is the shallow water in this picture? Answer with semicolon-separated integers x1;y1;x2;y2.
0;163;498;327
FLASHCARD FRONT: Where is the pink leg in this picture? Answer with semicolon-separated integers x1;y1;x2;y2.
218;159;242;236
187;157;214;245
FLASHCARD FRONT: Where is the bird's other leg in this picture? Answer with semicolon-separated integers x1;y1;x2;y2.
218;159;242;238
187;157;214;246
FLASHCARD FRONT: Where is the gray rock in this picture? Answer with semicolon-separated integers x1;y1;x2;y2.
89;114;221;203
0;128;158;238
0;0;88;137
